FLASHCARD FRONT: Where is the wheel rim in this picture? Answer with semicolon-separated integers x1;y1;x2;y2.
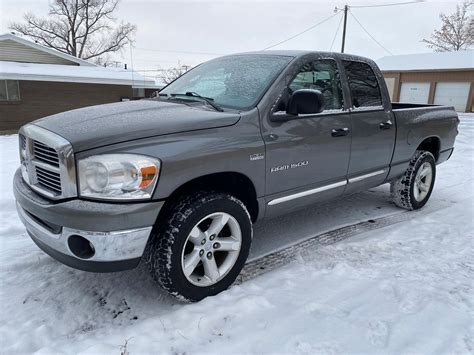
413;162;433;202
181;212;242;287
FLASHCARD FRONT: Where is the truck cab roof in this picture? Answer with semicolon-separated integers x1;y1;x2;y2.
221;50;374;64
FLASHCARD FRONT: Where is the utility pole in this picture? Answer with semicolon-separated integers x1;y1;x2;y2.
341;5;348;53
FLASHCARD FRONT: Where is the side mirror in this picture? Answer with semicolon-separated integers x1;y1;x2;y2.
286;89;324;115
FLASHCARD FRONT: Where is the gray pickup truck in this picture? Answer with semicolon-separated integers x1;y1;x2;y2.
14;51;459;301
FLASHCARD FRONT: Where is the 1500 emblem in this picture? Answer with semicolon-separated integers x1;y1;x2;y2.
271;160;309;173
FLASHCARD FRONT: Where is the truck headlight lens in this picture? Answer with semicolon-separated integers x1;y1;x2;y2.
78;154;160;200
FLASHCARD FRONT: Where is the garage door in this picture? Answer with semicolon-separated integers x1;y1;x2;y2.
399;82;431;104
384;78;396;101
434;82;471;112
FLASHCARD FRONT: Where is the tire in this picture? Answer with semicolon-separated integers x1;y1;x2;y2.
145;191;252;302
390;150;436;210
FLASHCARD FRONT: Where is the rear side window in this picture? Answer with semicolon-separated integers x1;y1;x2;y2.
343;61;382;108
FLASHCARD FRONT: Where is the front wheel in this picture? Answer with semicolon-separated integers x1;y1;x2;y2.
390;150;436;210
146;192;252;302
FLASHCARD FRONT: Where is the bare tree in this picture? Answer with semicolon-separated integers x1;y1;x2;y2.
161;64;191;85
10;0;136;64
422;0;474;52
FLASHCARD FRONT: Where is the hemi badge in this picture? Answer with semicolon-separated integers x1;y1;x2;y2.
250;153;264;161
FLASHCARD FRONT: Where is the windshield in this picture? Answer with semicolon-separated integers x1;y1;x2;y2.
159;55;292;110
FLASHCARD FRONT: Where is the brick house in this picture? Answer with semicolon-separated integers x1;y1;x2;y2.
0;34;159;132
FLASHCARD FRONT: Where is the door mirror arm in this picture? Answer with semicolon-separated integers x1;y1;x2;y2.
270;111;298;122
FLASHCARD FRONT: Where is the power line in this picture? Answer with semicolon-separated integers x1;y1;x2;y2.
329;12;344;51
134;47;225;56
350;0;424;8
262;10;343;50
349;10;394;55
132;69;168;72
132;57;193;64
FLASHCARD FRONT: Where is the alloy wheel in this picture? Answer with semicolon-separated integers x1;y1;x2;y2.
413;162;433;202
181;212;242;287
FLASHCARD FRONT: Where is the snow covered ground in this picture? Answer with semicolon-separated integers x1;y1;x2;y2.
0;114;472;354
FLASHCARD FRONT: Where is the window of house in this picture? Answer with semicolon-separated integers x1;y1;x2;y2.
343;61;382;108
288;59;343;111
0;80;20;101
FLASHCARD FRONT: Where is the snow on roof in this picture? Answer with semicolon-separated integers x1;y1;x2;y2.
0;61;159;87
0;33;95;67
377;51;474;72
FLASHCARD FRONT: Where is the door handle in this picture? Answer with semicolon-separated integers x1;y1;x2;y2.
379;120;393;130
331;127;350;137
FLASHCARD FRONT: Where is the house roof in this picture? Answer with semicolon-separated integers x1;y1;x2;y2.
377;51;474;72
0;33;159;88
0;61;159;87
0;33;95;66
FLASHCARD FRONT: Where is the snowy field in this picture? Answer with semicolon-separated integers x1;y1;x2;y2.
0;114;472;354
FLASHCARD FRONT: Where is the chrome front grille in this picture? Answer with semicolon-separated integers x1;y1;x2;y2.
33;140;60;167
35;165;62;193
20;134;27;151
19;125;77;200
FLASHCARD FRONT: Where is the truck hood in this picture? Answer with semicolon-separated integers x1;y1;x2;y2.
33;100;241;151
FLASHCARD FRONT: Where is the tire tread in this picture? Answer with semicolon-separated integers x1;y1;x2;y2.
390;150;435;210
145;191;251;302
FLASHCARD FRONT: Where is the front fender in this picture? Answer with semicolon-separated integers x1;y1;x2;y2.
75;110;265;201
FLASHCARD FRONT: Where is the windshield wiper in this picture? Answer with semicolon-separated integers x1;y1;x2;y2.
151;93;193;107
168;92;224;112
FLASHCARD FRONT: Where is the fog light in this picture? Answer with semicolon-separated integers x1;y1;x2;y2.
68;235;95;259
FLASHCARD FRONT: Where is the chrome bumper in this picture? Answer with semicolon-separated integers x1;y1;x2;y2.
17;202;152;263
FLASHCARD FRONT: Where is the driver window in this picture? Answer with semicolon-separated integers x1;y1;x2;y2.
288;59;343;111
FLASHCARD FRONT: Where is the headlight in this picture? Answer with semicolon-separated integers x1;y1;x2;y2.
78;154;160;200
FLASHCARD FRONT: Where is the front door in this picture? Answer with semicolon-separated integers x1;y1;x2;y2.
261;58;352;216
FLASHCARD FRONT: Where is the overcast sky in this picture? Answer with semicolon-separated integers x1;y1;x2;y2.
0;0;462;81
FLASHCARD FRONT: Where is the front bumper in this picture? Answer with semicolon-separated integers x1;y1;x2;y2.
13;169;164;272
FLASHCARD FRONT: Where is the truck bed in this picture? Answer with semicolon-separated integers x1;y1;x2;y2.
387;103;458;182
391;102;441;110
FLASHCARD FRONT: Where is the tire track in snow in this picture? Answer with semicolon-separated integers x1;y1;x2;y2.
238;204;449;283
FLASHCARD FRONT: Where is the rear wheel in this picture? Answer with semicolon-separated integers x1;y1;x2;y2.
390;150;436;210
146;192;252;302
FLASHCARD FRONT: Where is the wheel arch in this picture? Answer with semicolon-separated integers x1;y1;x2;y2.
416;136;441;162
159;171;260;223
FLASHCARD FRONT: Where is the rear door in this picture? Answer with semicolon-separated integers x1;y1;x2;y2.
261;57;352;216
342;60;396;193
